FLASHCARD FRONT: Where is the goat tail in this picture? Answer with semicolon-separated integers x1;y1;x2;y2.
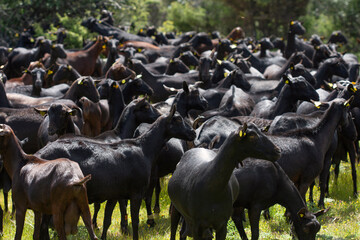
72;174;91;186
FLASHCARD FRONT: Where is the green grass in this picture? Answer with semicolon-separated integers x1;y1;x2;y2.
1;163;360;239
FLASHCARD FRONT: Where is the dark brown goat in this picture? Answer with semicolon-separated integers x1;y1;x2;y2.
0;124;97;240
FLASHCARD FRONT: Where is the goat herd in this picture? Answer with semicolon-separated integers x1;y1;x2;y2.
0;12;358;240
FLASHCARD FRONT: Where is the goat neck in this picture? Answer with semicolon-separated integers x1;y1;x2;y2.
113;103;138;139
0;127;28;180
203;132;247;191
270;84;296;118
314;61;334;89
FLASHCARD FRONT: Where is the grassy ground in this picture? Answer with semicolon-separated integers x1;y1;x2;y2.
1;162;360;239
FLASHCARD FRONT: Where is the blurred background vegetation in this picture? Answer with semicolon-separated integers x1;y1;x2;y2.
0;0;359;52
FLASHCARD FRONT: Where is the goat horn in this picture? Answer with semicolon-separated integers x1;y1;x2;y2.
193;116;205;129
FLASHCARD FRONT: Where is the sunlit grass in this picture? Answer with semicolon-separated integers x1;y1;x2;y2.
1;163;359;239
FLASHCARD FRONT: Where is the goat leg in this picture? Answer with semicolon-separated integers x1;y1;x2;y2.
39;214;51;240
153;179;161;214
52;212;66;240
77;197;98;240
33;211;42;240
170;204;181;240
318;152;332;208
15;208;26;240
231;207;249;240
215;224;227;240
348;142;358;197
130;197;142;240
119;199;129;234
100;200;117;240
248;207;261;240
92;202;100;229
0;204;2;234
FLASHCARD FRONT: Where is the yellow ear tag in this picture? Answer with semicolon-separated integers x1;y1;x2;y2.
170;59;174;63
102;44;106;49
121;79;126;84
285;80;290;84
224;72;229;78
345;102;350;107
39;111;46;117
299;213;304;218
230;44;237;49
119;43;124;48
99;20;102;23
230;58;235;62
47;69;53;75
229;38;233;41
67;65;72;70
140;29;144;33
8;48;13;52
78;80;83;85
290;65;294;70
239;130;246;138
151;36;156;40
351;86;357;93
137;48;142;52
217;59;222;65
15;33;19;37
113;83;119;89
290;21;294;25
51;44;55;49
335;32;338;36
189;65;195;70
30;38;35;43
313;101;322;109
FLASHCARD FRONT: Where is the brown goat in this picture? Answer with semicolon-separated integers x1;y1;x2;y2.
6;60;45;86
0;124;97;240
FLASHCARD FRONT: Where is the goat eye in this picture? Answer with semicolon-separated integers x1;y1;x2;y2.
144;105;150;109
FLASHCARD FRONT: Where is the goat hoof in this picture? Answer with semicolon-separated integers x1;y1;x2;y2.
147;219;156;228
153;206;160;214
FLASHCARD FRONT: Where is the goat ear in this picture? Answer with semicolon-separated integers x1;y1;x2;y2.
347;84;357;93
238;123;248;138
163;84;180;93
297;207;307;218
262;125;270;132
135;96;147;109
34;107;48;117
167;105;176;121
183;81;189;94
344;95;354;107
314;207;330;217
68;108;77;116
289;62;295;70
283;75;290;85
311;99;322;109
111;82;119;88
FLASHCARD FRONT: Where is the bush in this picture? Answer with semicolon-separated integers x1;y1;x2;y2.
167;1;206;32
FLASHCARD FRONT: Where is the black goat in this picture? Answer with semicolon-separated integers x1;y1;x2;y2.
232;159;323;240
168;123;280;240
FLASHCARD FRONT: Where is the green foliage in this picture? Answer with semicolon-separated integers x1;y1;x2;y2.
166;1;206;32
158;20;176;33
33;14;96;49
